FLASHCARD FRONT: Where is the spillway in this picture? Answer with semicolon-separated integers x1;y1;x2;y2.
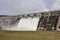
2;17;40;31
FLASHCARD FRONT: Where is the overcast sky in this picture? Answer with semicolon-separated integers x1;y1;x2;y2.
0;0;60;15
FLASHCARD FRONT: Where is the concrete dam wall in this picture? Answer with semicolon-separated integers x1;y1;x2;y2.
0;10;60;31
0;16;21;30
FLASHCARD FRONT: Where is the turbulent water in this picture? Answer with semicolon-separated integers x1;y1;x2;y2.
2;17;40;31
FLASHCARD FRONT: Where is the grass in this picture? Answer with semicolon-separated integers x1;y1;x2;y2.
0;30;60;40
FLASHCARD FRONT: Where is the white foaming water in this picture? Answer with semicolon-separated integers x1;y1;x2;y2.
2;17;40;31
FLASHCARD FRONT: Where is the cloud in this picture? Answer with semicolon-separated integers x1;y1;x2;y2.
0;0;48;15
52;0;60;10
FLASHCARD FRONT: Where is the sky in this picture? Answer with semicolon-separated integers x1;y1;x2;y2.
0;0;60;15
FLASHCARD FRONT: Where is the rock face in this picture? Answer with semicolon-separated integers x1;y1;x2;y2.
37;11;60;31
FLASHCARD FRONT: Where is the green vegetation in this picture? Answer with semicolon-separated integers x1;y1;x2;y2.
0;30;60;40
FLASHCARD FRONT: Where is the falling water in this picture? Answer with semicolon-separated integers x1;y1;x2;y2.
2;16;40;31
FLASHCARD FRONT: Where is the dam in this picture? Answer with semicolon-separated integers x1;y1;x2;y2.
0;10;60;31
